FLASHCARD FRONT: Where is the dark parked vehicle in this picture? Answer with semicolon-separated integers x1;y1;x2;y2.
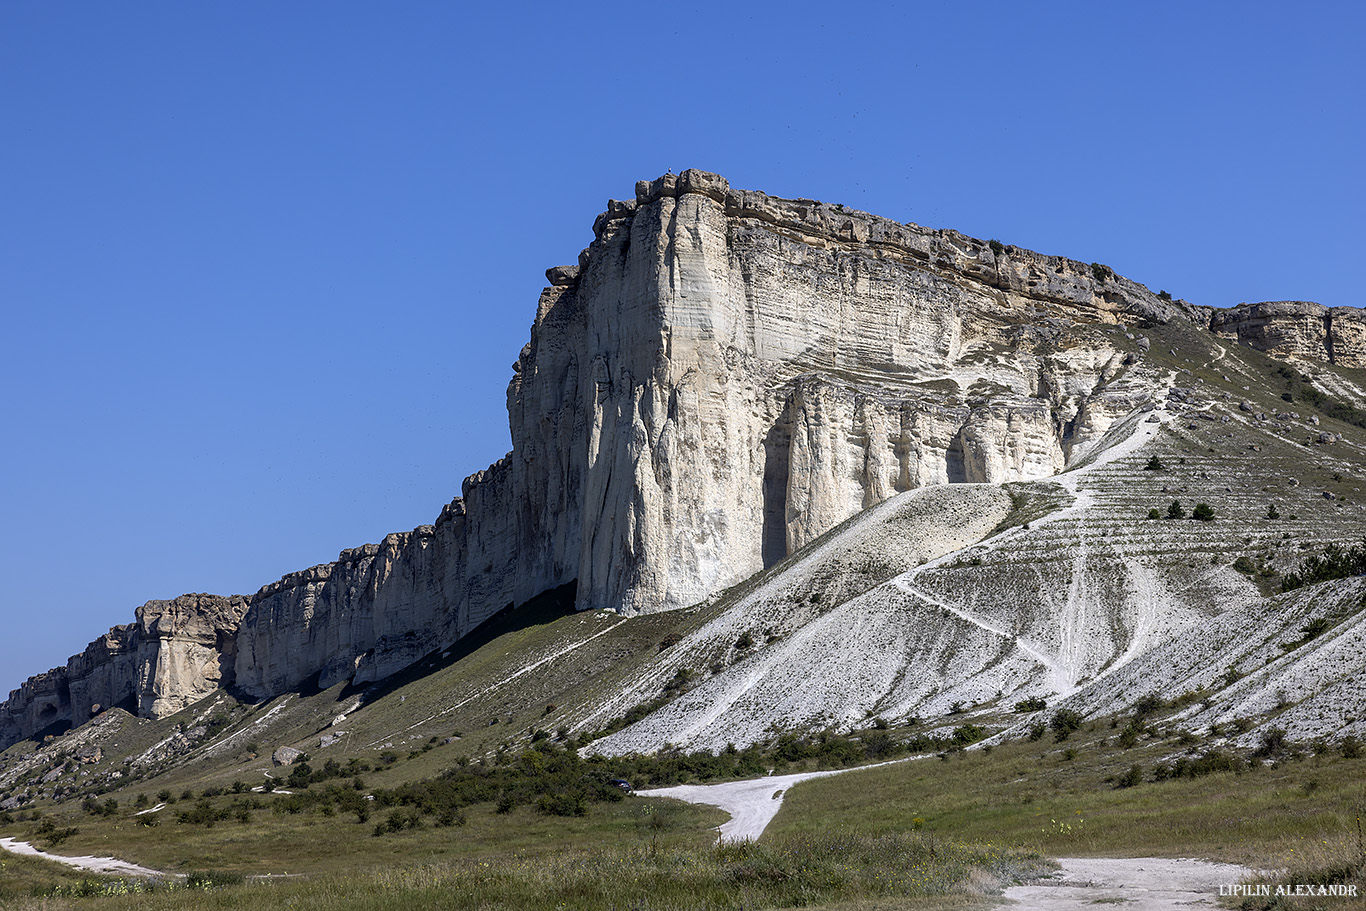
608;779;633;793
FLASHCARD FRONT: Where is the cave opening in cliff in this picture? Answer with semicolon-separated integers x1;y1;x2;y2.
762;423;792;567
945;435;968;484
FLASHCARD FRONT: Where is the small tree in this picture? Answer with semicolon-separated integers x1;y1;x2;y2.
1143;455;1165;471
1266;504;1280;520
1049;708;1083;742
1147;508;1160;520
1166;500;1185;520
1192;503;1215;521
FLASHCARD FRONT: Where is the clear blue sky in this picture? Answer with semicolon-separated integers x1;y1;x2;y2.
2;2;1362;691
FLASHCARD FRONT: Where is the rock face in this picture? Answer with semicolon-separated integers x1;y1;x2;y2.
1209;301;1366;368
4;170;1359;750
507;170;1184;616
1;595;247;747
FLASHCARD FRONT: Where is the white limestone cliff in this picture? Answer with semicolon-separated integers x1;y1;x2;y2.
5;170;1356;749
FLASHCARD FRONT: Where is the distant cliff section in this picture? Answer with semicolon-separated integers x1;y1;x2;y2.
4;170;1359;749
1;595;246;746
1210;301;1365;368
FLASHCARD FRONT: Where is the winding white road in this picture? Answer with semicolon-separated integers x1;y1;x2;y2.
0;836;170;878
636;758;920;842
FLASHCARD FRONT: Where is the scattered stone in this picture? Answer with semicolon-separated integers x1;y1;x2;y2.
1308;415;1320;425
77;745;101;764
272;746;304;767
1239;401;1253;412
319;733;344;748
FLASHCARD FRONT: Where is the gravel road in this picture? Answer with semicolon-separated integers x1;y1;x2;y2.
1000;856;1256;909
635;759;917;842
0;836;170;878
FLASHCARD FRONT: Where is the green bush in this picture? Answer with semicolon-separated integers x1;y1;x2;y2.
1282;541;1366;592
1166;500;1185;520
1049;709;1083;742
1113;764;1144;788
1191;503;1215;521
536;793;587;817
1014;696;1047;713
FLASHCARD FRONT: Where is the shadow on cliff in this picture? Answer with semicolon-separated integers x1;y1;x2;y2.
329;581;580;706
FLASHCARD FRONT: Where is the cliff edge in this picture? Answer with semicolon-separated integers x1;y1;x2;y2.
4;170;1360;750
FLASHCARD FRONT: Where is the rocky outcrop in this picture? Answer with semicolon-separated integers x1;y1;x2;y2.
1209;301;1366;368
1;595;247;747
11;169;1351;750
136;594;249;717
508;171;1173;616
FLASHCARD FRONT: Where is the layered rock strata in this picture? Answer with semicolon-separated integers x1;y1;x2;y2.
1;595;246;747
5;170;1359;749
1210;301;1366;368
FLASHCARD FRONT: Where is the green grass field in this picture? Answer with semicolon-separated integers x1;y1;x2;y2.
7;702;1366;909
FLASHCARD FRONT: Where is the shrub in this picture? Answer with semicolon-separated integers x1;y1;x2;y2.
1166;500;1185;520
734;631;755;650
1014;696;1047;713
1191;503;1215;521
664;668;695;692
1340;735;1361;759
1090;262;1112;283
989;239;1005;257
536;793;587;817
951;724;986;746
1132;693;1165;718
1028;721;1046;742
1114;764;1144;788
1117;723;1141;749
1049;709;1083;742
1143;456;1165;471
1147;508;1160;519
1282;541;1366;592
1255;727;1289;758
1266;504;1279;520
658;632;683;652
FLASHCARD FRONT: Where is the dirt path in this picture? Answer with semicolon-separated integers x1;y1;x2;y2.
636;758;920;842
0;836;171;878
1000;856;1255;909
